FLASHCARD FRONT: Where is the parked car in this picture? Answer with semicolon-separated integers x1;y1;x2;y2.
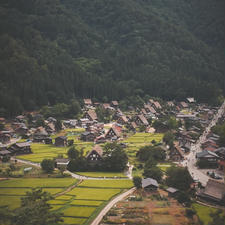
207;171;222;180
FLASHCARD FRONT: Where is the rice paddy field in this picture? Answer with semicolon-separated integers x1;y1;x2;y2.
0;178;76;210
122;132;163;163
0;178;133;225
75;171;127;178
17;129;93;163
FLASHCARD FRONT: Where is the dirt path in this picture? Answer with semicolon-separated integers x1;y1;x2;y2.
90;187;136;225
54;179;83;197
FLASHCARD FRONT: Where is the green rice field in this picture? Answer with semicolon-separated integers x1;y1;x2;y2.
78;180;133;189
76;171;127;178
0;178;132;225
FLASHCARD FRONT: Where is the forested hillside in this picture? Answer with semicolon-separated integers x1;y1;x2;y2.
0;0;224;117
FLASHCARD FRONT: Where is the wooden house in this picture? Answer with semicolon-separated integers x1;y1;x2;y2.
142;178;159;191
135;115;149;126
86;145;103;162
85;110;98;121
0;149;11;159
111;101;119;108
80;132;96;142
166;187;179;197
55;136;68;147
0;132;10;144
83;98;92;106
55;158;70;168
198;179;225;204
117;115;128;125
196;150;220;163
10;142;31;155
169;142;184;161
105;126;121;140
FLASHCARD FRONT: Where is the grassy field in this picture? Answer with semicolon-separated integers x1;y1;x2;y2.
192;203;222;225
76;171;127;178
66;187;121;200
51;179;132;225
70;200;104;206
78;180;133;189
0;178;132;225
62;206;96;217
0;178;76;188
122;132;163;163
0;178;77;211
17;128;93;163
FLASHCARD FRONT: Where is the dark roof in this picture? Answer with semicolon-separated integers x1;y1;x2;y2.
55;158;70;163
87;110;98;121
137;115;149;125
55;136;67;140
15;142;31;148
142;178;159;188
166;187;178;193
0;150;11;155
111;101;119;106
202;179;225;201
196;150;219;158
84;99;92;105
86;145;103;158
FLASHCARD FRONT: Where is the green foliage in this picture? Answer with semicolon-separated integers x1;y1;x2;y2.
40;159;55;173
143;166;163;182
103;143;128;172
67;146;79;159
133;176;142;189
209;209;225;225
12;188;63;225
212;122;225;147
163;131;175;145
0;0;224;117
137;145;166;162
166;167;193;191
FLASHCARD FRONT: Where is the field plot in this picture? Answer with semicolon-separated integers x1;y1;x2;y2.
123;132;163;164
50;180;133;225
125;133;163;144
66;187;121;200
101;189;190;225
62;206;96;217
17;135;93;162
70;200;103;206
192;203;225;225
78;180;133;189
76;171;126;178
0;178;76;210
0;178;76;188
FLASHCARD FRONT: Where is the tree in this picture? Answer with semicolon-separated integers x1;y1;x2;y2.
103;143;128;172
166;167;193;191
143;166;163;182
163;132;175;145
41;159;54;173
209;209;225;225
67;146;79;159
12;188;63;225
133;176;142;189
55;120;62;132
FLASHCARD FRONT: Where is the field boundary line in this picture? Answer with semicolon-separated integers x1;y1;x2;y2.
90;187;136;225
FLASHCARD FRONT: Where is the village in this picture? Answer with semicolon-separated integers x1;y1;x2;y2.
0;97;225;225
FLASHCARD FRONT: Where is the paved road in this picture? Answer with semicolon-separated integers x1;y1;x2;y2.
182;100;225;186
90;187;136;225
13;158;132;180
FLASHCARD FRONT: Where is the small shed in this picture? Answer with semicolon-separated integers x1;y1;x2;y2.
55;136;68;147
142;178;159;191
166;187;179;197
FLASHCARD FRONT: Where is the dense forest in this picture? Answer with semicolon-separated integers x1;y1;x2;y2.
0;0;224;117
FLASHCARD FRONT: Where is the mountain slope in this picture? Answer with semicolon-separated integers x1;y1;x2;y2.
0;0;224;116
